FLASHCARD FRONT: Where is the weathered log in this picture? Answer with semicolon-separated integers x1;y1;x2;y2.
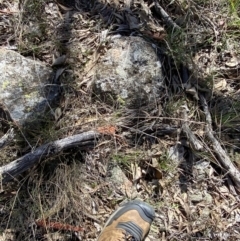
0;131;99;183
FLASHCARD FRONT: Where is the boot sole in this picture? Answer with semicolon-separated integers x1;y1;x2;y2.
104;199;155;228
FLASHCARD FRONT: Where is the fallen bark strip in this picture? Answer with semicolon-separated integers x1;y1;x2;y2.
0;128;14;149
0;131;99;183
200;95;240;189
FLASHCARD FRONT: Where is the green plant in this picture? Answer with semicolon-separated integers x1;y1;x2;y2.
157;151;174;172
113;153;134;168
229;0;240;16
228;0;240;27
213;100;240;128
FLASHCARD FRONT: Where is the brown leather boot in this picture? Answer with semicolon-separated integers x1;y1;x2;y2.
97;200;155;241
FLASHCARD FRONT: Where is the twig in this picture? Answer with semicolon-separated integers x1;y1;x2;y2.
35;219;84;232
200;95;240;189
154;1;181;30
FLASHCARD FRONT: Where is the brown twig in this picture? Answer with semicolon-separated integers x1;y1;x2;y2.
35;219;84;232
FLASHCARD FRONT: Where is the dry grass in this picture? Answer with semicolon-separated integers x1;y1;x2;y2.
1;0;240;240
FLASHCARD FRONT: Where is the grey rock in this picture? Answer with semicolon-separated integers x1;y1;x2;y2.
193;160;214;180
0;49;58;125
92;36;163;108
107;161;137;198
201;207;210;218
189;193;203;202
169;144;186;164
204;193;213;204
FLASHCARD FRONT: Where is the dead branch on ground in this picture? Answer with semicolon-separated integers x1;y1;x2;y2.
200;95;240;190
0;131;99;184
154;1;181;30
181;106;203;151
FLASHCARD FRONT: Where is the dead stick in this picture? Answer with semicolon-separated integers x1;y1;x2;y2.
181;106;203;151
0;131;99;183
154;0;181;30
200;95;240;189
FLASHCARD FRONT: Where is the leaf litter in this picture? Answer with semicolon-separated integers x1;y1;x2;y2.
0;0;240;240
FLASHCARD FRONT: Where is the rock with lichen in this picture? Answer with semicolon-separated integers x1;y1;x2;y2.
92;36;164;108
0;49;58;127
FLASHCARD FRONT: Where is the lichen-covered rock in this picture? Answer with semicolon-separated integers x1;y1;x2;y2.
0;49;53;125
92;36;164;108
107;162;138;198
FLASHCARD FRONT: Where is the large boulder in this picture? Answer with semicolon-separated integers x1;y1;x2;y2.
92;36;164;108
0;49;58;127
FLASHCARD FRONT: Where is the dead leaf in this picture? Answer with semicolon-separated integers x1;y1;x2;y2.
131;163;142;181
154;168;162;179
214;79;227;90
52;55;66;66
225;57;239;67
152;157;159;168
185;84;199;100
0;229;15;241
97;125;116;135
54;107;62;121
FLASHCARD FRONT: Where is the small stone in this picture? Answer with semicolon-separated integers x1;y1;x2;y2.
107;162;137;198
204;193;213;204
200;207;210;218
189;193;203;202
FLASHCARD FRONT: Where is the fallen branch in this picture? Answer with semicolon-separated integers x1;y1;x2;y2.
181;106;203;151
200;95;240;189
154;1;181;30
0;131;99;183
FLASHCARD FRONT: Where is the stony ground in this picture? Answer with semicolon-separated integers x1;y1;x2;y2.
0;0;240;240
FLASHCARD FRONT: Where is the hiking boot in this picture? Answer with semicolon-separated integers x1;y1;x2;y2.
97;200;155;241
